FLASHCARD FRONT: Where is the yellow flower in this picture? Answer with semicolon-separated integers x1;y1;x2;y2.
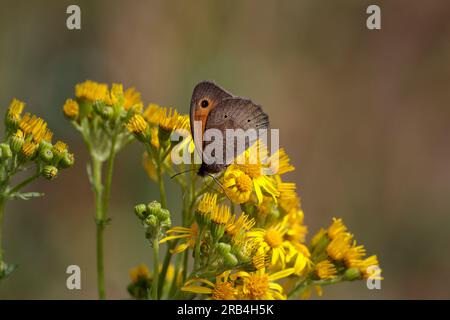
233;268;294;300
266;148;295;175
160;224;198;254
7;98;25;121
225;213;255;239
344;241;366;268
223;168;253;204
291;243;312;275
143;103;166;125
105;83;123;105
21;141;38;159
285;209;308;243
19;113;52;143
277;179;301;213
124;87;143;111
247;220;295;268
130;264;150;283
196;193;218;224
182;271;237;300
326;233;352;261
75;80;108;102
328;218;347;240
355;255;382;280
211;204;231;225
125;114;148;136
315;260;337;279
53;141;68;154
63;99;79;120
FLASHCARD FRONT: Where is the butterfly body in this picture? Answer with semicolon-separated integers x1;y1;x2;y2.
190;81;269;176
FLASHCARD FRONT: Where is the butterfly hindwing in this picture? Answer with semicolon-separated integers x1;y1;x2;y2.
201;98;269;173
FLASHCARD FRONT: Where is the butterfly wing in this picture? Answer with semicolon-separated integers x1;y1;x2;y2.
201;98;269;174
189;81;233;150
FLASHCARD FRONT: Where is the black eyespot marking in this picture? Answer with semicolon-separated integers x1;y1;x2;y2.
224;114;228;119
247;119;251;122
201;100;209;108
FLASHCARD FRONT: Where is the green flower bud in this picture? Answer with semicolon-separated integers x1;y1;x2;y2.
42;165;58;180
92;100;105;115
10;134;24;154
145;215;158;228
0;143;12;159
224;253;238;268
147;201;163;218
60;152;75;168
39;147;54;163
134;204;148;219
216;242;231;255
100;106;114;120
160;218;172;230
344;268;362;281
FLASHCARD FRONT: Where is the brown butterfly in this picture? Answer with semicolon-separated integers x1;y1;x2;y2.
189;81;269;176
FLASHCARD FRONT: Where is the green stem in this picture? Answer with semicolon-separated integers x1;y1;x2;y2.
102;133;117;216
151;239;160;300
288;276;344;298
194;226;205;271
7;173;40;195
156;157;167;209
157;242;174;299
91;156;106;300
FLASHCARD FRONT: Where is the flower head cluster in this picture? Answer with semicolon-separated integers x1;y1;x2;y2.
309;218;383;282
63;80;144;162
157;138;381;299
3;98;74;181
1;98;74;279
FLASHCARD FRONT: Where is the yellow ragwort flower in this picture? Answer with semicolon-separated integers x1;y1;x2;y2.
63;99;79;120
211;204;231;226
130;264;150;283
75;80;108;102
328;218;347;240
19;113;52;143
124;87;143;112
233;268;294;300
315;260;337;280
182;271;237;300
247;220;296;268
7;98;25;121
21;141;38;159
160;223;198;254
223;168;253;204
125;114;148;136
326;233;352;261
225;213;255;239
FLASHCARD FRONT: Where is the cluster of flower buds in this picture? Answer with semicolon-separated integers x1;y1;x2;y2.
3;99;74;181
134;201;172;243
63;80;143;123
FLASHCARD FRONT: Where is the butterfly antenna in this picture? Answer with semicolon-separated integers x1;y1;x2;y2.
170;168;197;179
206;173;232;202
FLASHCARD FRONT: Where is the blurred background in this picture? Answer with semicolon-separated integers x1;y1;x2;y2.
1;0;450;299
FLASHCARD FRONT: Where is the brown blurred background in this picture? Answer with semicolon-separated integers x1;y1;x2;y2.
1;0;449;299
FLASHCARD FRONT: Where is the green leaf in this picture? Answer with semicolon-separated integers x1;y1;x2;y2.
11;192;44;200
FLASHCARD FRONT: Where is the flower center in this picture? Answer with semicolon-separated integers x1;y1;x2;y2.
239;164;261;179
264;228;283;248
247;274;269;299
212;282;236;300
235;173;253;193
